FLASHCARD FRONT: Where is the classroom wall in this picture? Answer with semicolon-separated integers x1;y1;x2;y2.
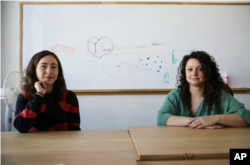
1;1;250;132
0;0;4;131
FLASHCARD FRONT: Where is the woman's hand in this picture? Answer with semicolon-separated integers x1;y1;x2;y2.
187;115;221;129
34;81;47;95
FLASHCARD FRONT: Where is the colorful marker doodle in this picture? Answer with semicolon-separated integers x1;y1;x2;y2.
103;65;110;75
102;63;138;85
110;71;137;85
115;44;146;51
138;53;164;74
51;44;75;56
164;73;169;79
115;61;137;71
87;36;114;59
172;51;178;65
137;53;166;81
101;52;169;85
164;73;170;83
171;49;189;69
152;42;163;45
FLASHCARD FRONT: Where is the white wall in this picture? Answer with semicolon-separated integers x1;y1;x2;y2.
0;0;4;131
1;1;250;131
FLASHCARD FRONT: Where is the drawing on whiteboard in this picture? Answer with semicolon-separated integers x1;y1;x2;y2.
138;54;164;74
87;36;114;59
152;42;163;46
51;44;75;55
114;61;138;71
99;53;168;86
171;50;189;69
115;44;146;51
110;71;137;85
103;65;110;75
164;73;169;83
101;53;167;85
102;64;137;85
137;53;167;82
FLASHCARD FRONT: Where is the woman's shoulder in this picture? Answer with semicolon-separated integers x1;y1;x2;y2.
63;90;77;98
18;91;32;101
219;88;239;105
218;88;249;113
62;90;78;105
167;88;181;99
170;88;180;95
220;88;233;99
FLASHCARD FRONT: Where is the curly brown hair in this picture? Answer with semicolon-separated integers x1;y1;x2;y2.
21;50;67;101
176;51;231;115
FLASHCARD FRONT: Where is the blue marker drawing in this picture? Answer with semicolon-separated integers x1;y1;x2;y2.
138;53;166;82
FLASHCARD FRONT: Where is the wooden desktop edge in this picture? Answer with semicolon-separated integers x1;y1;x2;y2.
128;126;231;161
128;127;225;161
128;128;141;161
137;153;229;161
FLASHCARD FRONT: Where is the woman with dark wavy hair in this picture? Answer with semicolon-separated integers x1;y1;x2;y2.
157;51;250;129
14;50;81;133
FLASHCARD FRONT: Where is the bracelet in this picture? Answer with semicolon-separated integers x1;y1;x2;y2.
37;92;45;97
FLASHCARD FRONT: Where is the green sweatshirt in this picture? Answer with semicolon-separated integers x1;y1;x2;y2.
157;88;250;126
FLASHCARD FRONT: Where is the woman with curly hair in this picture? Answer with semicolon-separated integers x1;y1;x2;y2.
157;51;250;129
14;50;81;133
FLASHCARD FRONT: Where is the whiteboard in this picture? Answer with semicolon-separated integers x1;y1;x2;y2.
21;3;250;90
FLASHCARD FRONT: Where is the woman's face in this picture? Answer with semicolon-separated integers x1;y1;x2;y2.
36;55;59;85
185;58;205;87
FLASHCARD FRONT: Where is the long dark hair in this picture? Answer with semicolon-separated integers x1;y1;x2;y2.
21;50;67;101
176;51;231;115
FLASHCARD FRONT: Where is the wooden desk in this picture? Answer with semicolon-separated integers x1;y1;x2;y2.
1;130;138;165
129;126;250;161
137;159;229;165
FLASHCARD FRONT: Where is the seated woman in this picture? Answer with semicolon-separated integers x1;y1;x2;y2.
14;50;81;133
157;51;250;129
